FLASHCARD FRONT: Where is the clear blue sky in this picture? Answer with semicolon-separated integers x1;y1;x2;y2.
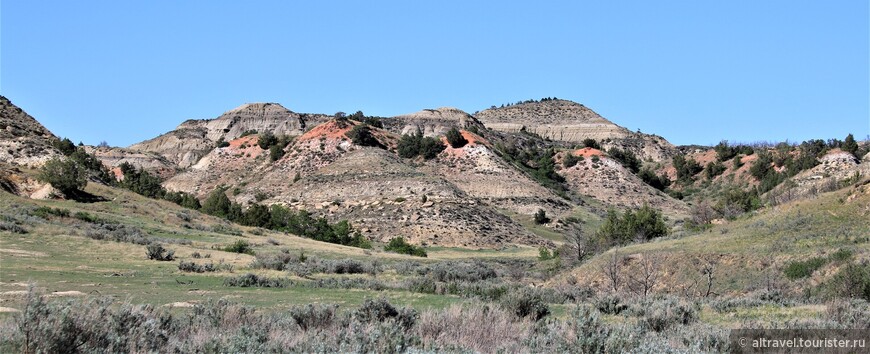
2;1;868;147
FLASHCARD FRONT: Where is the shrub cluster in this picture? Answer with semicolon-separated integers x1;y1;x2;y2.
384;237;427;257
562;152;582;168
38;158;88;195
177;261;232;273
594;204;669;247
672;155;702;184
3;289;733;353
608;147;640;173
714;141;754;161
221;240;255;255
499;287;550;321
347;124;384;148
397;129;445;159
31;206;71;219
445;127;468;148
638;168;671;191
354;297;418;330
223;273;289;288
145;243;174;261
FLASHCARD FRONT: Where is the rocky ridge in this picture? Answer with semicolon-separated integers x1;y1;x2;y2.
475;99;677;162
0;96;61;167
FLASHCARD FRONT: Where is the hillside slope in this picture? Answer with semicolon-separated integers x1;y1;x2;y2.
0;96;61;167
129;103;330;168
551;179;870;296
475;99;677;162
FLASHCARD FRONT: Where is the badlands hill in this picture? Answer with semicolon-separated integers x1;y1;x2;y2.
123;99;693;246
476;99;677;162
130;103;330;168
0;96;61;167
1;97;696;248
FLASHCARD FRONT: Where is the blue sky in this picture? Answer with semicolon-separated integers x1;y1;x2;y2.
2;1;868;147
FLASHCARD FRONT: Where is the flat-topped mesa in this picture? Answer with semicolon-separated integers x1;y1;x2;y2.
129;102;330;168
476;99;678;162
384;107;486;137
475;99;625;141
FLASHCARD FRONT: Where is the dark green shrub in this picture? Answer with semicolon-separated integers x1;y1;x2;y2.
51;137;77;155
783;257;827;280
269;144;285;161
223;273;288;288
74;211;100;223
824;262;870;301
703;161;726;180
673;155;702;183
842;133;858;158
118;162;165;199
500;287;550;321
146;243;175;261
38;158;87;195
222;240;255;255
201;187;234;218
562;153;580;168
397;130;445;160
384;237;427;257
595;205;669;246
347;124;383;148
638;168;671;191
582;138;600;149
829;249;853;263
533;209;549;224
445;127;468;148
608;147;640;173
31;206;70;219
257;132;278;149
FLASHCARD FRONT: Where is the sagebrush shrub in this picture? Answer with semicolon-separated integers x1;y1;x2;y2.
145;243;174;261
288;303;338;331
500;288;550;321
640;297;699;332
223;273;288;288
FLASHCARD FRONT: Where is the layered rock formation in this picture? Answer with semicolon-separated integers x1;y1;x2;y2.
0;96;61;167
383;107;486;137
475;99;677;162
129;103;330;168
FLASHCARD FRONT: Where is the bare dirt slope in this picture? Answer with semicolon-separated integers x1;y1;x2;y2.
557;149;689;218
